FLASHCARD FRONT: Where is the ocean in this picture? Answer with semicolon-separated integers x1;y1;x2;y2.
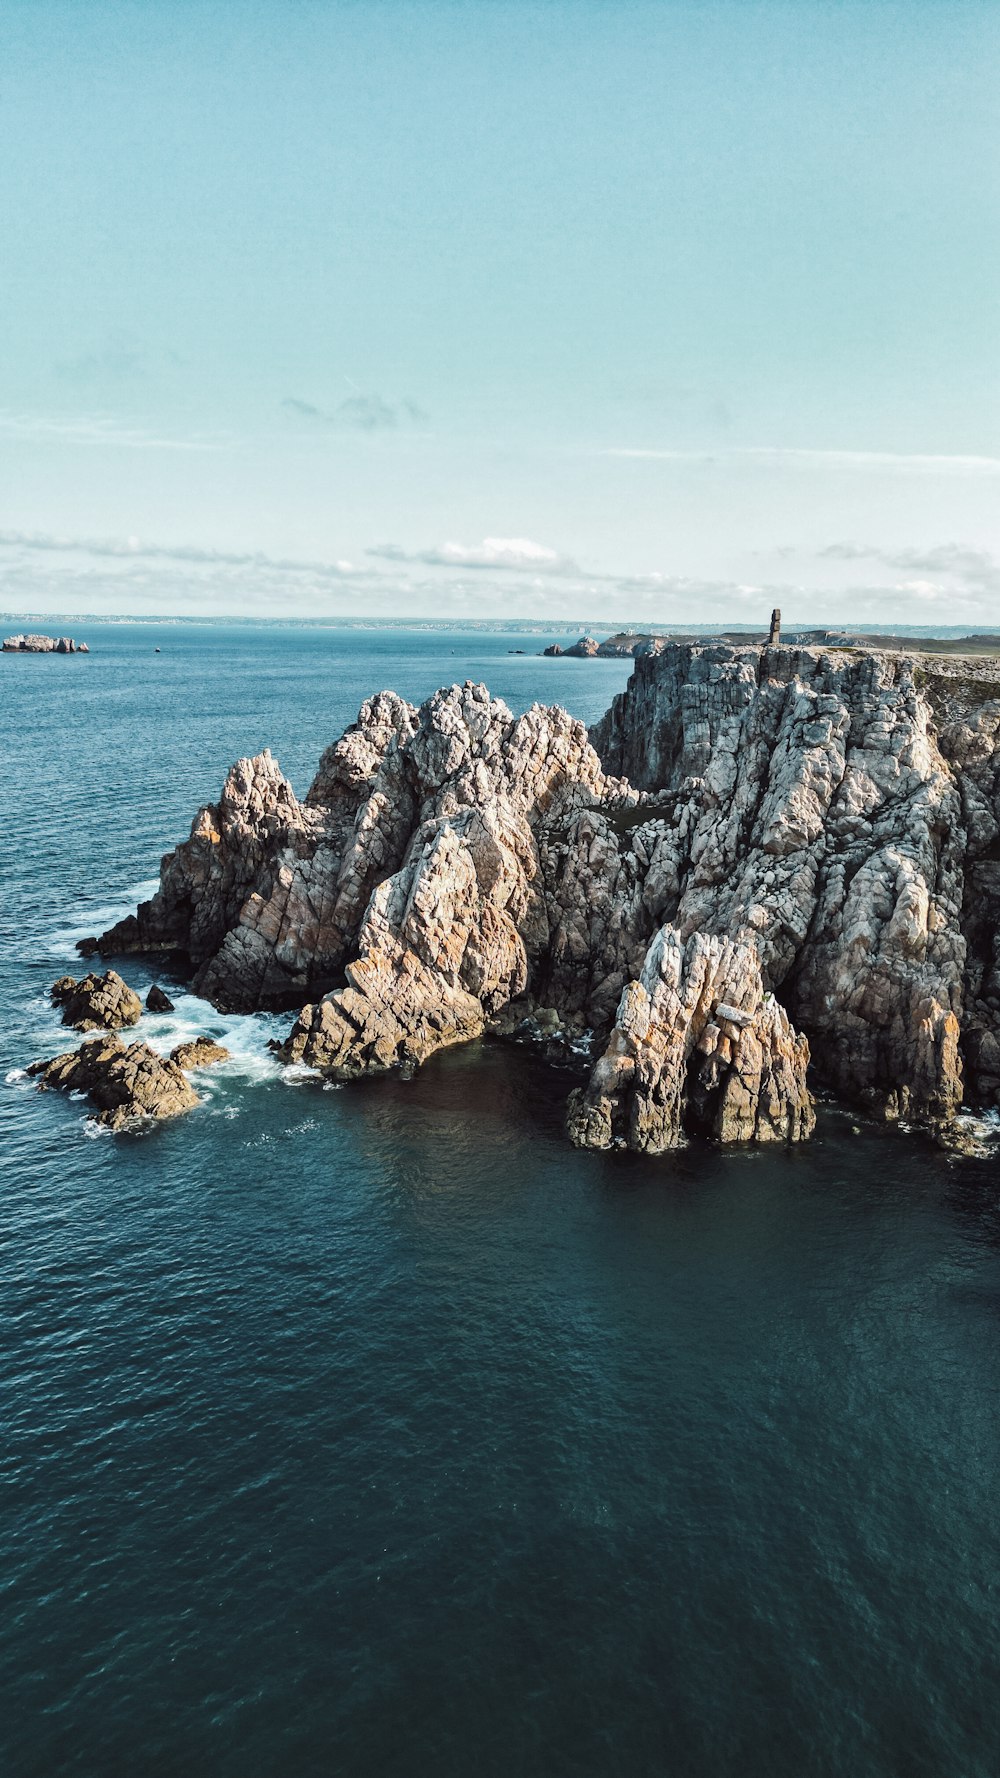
3;622;1000;1777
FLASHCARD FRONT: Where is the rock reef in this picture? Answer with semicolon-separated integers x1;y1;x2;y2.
29;1036;201;1129
85;642;1000;1150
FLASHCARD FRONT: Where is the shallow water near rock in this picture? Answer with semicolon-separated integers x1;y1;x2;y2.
3;622;1000;1776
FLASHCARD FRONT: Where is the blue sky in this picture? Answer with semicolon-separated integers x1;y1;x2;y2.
2;0;998;624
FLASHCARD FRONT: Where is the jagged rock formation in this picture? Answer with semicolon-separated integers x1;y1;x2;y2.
591;645;969;1124
29;1036;201;1129
566;928;814;1152
170;1038;229;1069
51;970;143;1032
3;633;88;653
146;984;175;1013
85;643;1000;1149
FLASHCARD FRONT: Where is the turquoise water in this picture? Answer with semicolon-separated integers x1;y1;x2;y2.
3;624;1000;1777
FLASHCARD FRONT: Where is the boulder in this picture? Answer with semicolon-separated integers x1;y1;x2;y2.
170;1038;230;1069
51;970;143;1032
145;984;175;1013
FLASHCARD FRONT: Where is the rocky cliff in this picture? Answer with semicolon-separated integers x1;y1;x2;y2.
89;643;1000;1150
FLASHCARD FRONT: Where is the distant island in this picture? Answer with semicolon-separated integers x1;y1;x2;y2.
3;633;89;654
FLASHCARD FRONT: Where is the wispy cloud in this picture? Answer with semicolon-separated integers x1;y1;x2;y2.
0;413;223;452
281;392;427;431
368;537;575;572
0;529;362;579
604;446;1000;476
818;541;1000;596
52;332;182;385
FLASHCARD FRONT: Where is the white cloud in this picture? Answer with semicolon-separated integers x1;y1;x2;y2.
819;542;1000;591
0;530;362;579
369;537;575;572
604;446;1000;476
0;412;224;452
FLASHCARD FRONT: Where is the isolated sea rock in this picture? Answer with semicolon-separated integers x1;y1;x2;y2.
145;984;175;1013
90;642;1000;1147
51;970;143;1032
29;1036;201;1129
3;633;87;653
170;1037;229;1068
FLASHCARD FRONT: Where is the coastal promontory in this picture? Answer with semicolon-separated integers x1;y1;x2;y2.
81;641;1000;1149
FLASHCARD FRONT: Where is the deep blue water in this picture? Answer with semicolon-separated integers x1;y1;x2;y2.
3;622;1000;1778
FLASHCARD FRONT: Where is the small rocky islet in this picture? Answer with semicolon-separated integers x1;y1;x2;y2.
32;968;230;1127
3;632;89;653
34;632;1000;1150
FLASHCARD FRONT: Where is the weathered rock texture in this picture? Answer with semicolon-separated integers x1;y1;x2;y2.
566;928;814;1152
51;970;143;1032
29;1036;201;1129
171;1038;229;1069
88;645;1000;1148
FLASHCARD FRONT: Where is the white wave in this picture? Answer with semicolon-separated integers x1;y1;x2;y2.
4;1067;26;1084
136;992;292;1083
42;877;161;961
281;1062;322;1086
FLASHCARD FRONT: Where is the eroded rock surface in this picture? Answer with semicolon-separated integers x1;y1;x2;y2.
51;970;143;1032
170;1038;230;1069
29;1036;201;1129
567;926;814;1151
88;645;1000;1148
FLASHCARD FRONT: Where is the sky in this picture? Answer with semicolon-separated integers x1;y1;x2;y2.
1;0;998;627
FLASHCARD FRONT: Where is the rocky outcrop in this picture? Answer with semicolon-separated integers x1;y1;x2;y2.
51;971;143;1032
590;645;968;1123
146;984;175;1013
3;633;88;653
29;1036;201;1129
567;927;814;1151
170;1038;229;1069
87;643;1000;1149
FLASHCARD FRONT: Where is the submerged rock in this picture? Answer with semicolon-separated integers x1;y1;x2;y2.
29;1036;200;1129
170;1038;229;1069
88;643;1000;1150
51;970;143;1032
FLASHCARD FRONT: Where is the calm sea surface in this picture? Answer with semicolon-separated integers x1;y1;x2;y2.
2;622;1000;1778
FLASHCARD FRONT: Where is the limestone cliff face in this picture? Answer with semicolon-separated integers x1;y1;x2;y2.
92;644;1000;1149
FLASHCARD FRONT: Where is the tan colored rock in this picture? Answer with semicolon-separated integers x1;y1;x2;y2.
567;926;814;1152
51;970;143;1032
171;1038;230;1069
89;643;1000;1142
29;1036;200;1129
